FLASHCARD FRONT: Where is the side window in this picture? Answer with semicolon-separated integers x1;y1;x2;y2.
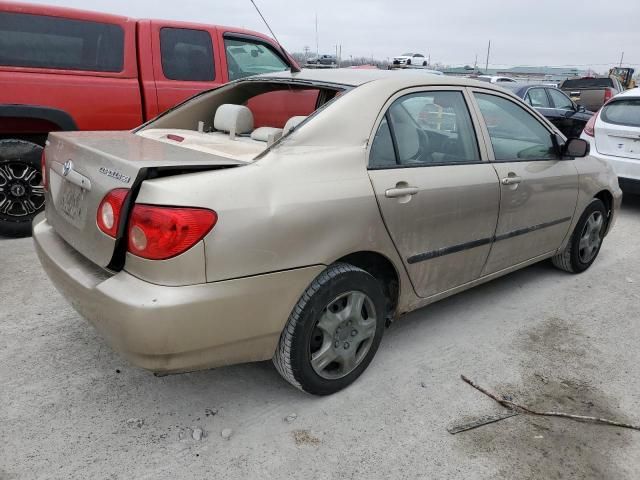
369;116;397;168
0;12;124;72
160;28;214;81
474;93;558;161
524;88;551;108
369;91;480;168
547;88;574;110
224;37;289;81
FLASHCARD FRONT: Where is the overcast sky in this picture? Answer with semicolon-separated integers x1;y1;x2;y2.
21;0;640;68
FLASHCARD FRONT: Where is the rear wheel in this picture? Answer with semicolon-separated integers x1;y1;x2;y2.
0;139;45;237
552;198;607;273
422;61;427;66
273;263;386;395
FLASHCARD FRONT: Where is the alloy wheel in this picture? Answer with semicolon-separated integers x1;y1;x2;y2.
0;162;45;219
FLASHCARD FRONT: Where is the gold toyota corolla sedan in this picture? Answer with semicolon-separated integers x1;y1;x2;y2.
33;69;621;395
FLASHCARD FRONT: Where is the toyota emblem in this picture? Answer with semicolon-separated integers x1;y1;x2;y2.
63;160;73;177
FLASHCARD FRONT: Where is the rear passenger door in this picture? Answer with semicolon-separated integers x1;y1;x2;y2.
367;88;500;298
470;90;578;275
150;23;222;114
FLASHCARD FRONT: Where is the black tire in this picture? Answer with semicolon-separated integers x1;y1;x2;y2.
406;59;412;65
0;139;45;237
552;199;607;273
273;263;387;395
422;61;427;66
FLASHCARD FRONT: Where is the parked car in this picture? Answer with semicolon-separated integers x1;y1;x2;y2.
307;54;337;66
476;75;517;84
560;76;624;112
0;1;301;237
392;53;428;66
34;70;621;395
581;88;640;194
502;84;594;138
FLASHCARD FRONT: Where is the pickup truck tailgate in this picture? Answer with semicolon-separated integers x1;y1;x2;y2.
44;131;243;268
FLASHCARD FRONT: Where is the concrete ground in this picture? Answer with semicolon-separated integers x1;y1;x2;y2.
2;196;639;480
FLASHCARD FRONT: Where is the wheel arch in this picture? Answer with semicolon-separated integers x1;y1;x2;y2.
0;105;78;136
335;250;400;319
594;189;614;234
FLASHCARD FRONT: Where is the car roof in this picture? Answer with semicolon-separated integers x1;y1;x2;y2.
615;88;640;99
256;68;505;90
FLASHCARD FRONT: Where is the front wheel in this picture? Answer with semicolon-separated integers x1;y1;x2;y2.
551;198;607;273
0;139;45;237
273;263;386;395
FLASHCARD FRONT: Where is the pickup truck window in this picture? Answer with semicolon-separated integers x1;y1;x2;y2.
224;38;288;81
160;27;214;81
0;12;124;72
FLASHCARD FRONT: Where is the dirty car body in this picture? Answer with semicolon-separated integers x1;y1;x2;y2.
33;69;621;395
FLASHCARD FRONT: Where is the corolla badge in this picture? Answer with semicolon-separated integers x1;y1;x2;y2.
98;166;131;184
62;160;73;176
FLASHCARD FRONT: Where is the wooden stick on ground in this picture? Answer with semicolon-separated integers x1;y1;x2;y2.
461;375;640;432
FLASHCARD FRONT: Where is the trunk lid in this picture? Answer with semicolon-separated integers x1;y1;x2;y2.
595;99;640;160
44;131;244;268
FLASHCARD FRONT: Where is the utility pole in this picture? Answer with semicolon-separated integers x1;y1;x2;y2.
619;51;624;67
485;40;491;73
315;13;319;57
474;53;478;72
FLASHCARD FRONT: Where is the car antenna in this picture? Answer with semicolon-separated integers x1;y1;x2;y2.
249;0;300;73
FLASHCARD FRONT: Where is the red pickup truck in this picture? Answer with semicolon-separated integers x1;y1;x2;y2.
0;2;304;236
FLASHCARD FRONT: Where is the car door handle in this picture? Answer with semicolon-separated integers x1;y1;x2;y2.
385;186;419;198
501;175;522;186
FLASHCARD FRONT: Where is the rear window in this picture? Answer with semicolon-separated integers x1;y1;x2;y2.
601;99;640;127
561;78;613;89
0;12;124;72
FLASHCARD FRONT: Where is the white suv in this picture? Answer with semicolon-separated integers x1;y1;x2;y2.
581;88;640;194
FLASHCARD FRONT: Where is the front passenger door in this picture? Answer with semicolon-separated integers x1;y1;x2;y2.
367;89;500;298
472;91;578;275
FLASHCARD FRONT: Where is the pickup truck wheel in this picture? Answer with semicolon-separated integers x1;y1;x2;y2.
0;139;45;237
551;198;607;273
273;263;386;395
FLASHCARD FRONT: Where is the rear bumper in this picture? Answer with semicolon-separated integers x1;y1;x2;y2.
33;214;324;373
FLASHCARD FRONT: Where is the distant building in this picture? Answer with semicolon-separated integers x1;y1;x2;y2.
440;65;587;84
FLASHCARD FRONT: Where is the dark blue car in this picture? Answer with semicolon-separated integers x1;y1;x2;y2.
501;84;594;138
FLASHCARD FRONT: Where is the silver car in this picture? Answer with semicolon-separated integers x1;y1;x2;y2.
33;69;621;395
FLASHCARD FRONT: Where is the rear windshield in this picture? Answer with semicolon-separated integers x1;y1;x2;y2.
601;99;640;127
0;12;124;72
561;78;613;89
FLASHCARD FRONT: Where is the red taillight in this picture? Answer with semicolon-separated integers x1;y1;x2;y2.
604;88;613;103
97;189;129;237
41;150;47;191
127;205;217;260
583;109;599;137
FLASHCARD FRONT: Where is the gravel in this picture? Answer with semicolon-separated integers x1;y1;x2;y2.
1;195;640;479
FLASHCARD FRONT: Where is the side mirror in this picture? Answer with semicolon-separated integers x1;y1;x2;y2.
563;138;590;158
577;104;586;113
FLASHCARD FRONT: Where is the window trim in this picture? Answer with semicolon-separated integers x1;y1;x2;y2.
468;87;563;163
366;86;488;170
159;26;215;82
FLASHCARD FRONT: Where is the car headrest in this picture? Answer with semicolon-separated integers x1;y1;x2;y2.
214;104;254;136
283;116;307;135
251;127;283;145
